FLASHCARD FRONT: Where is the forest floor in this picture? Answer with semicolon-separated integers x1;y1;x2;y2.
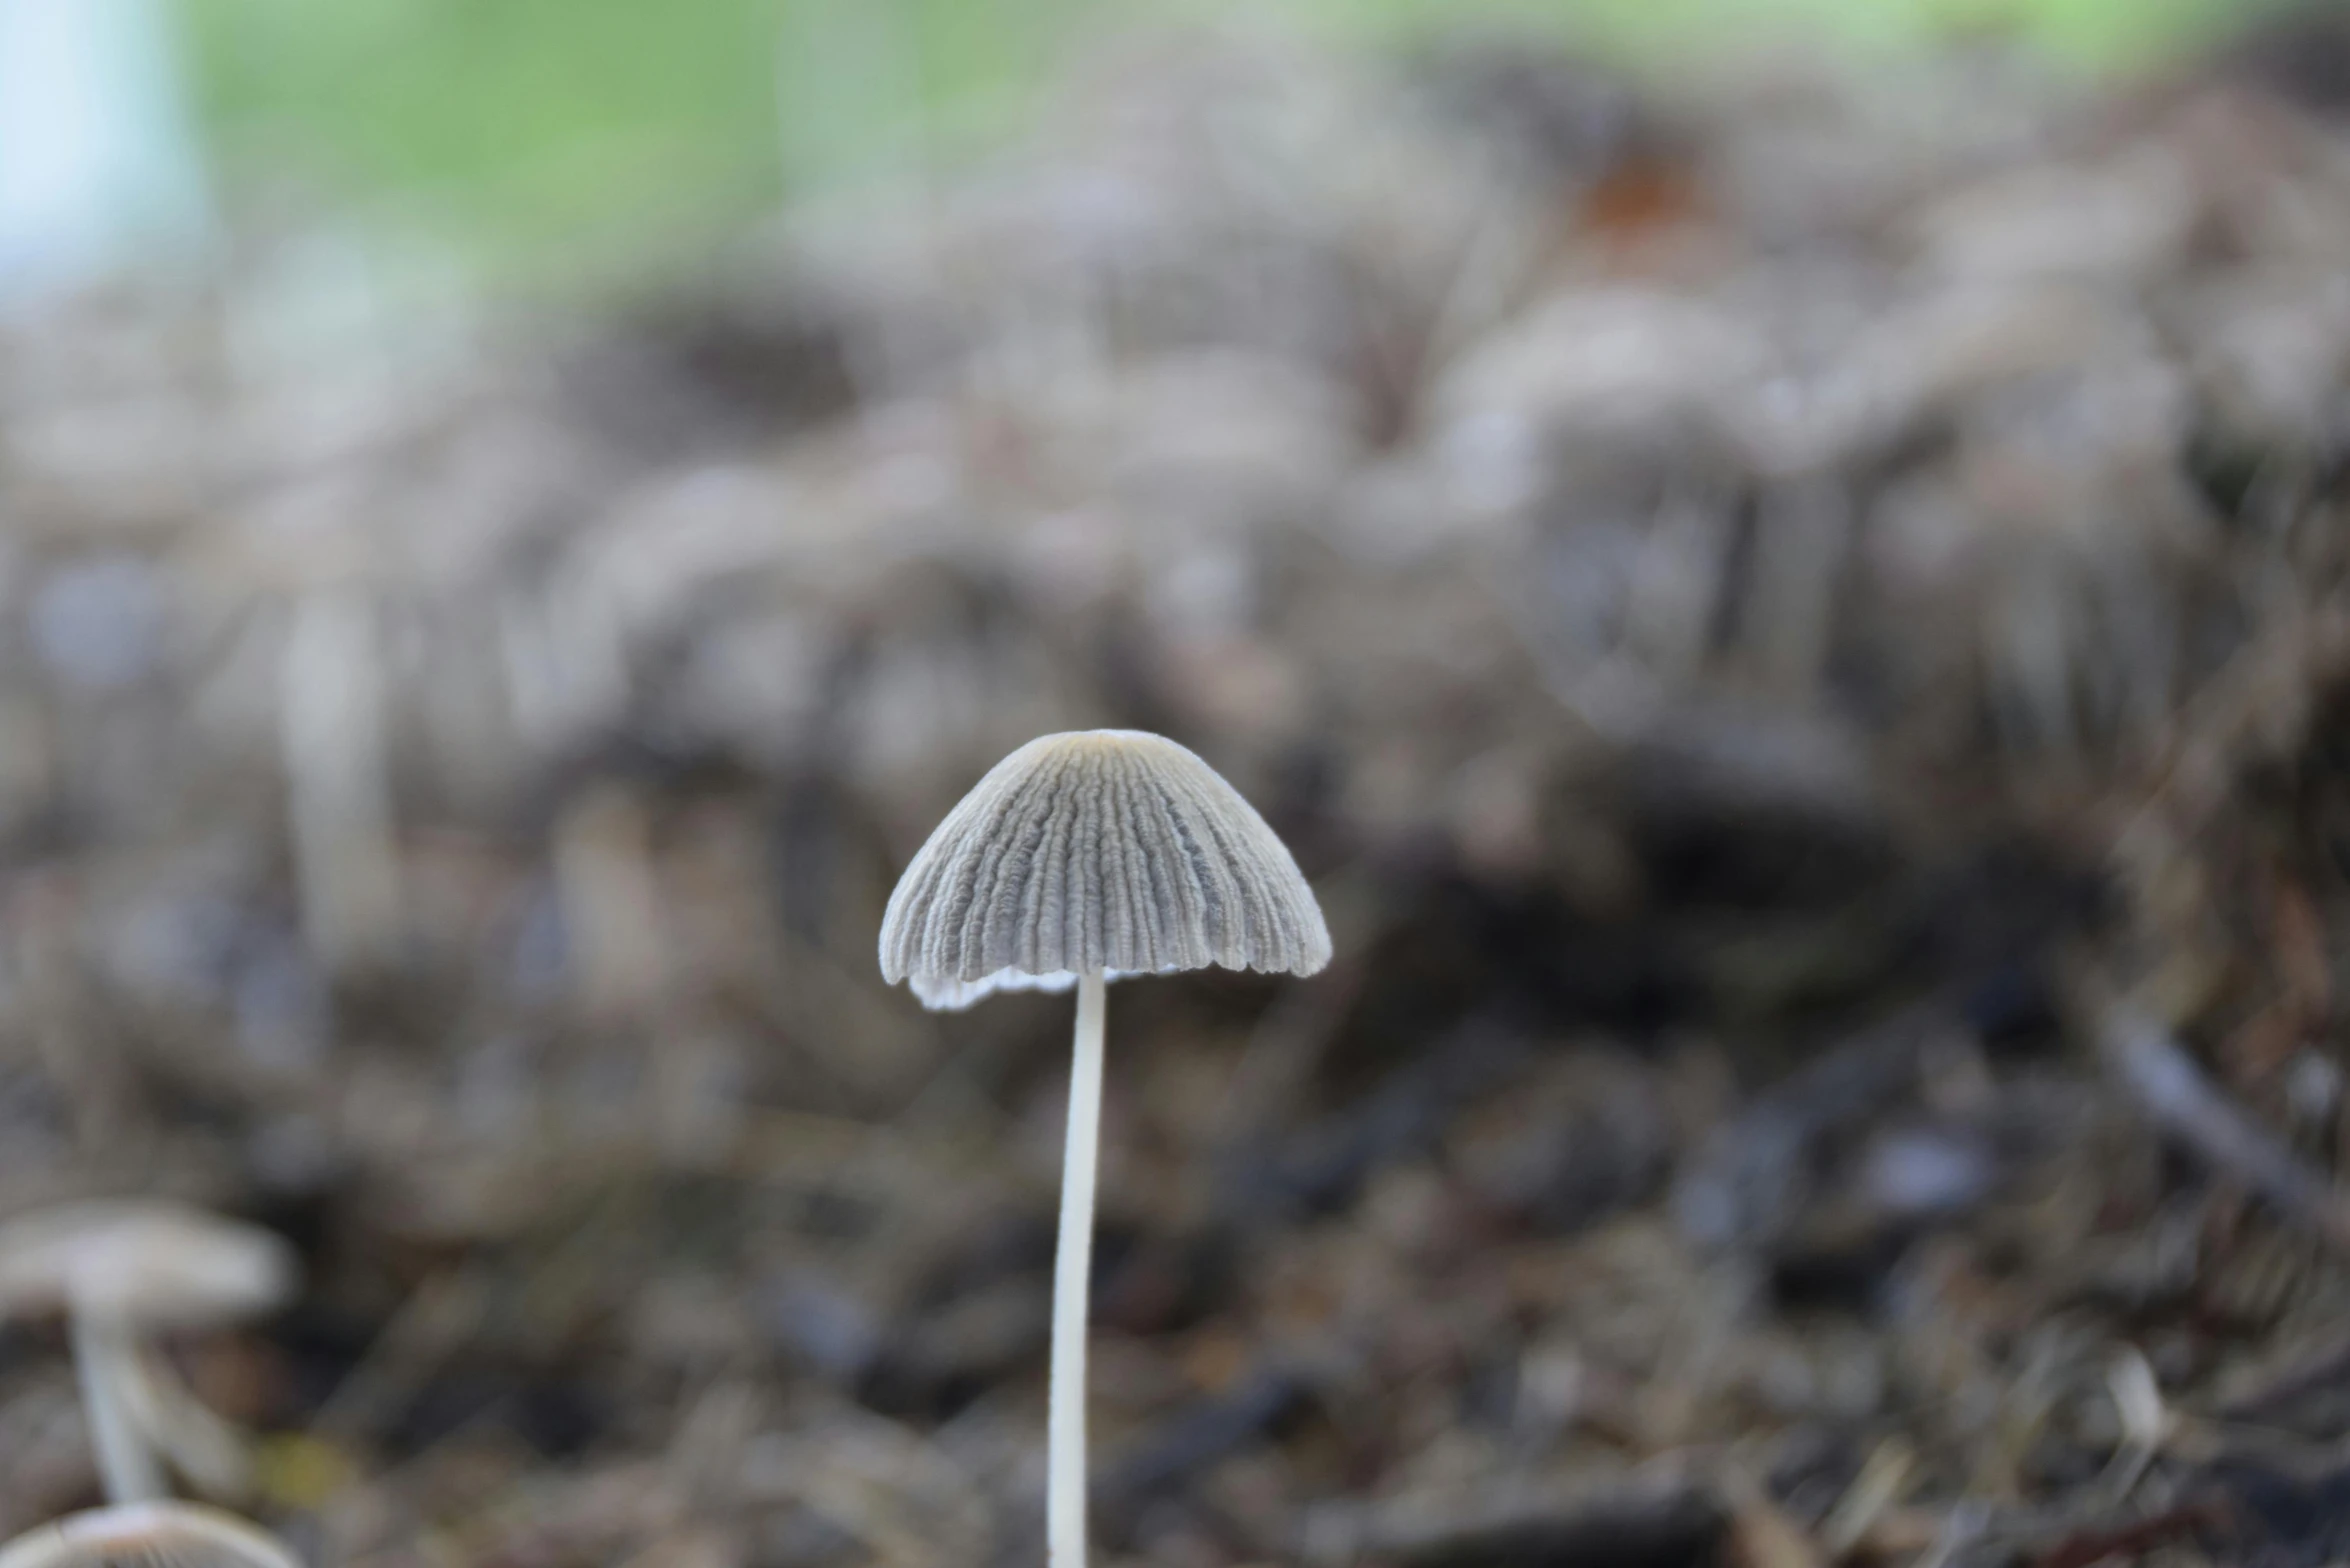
8;15;2350;1567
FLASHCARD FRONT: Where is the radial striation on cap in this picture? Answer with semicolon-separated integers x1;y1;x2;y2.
0;1502;304;1568
880;730;1331;1010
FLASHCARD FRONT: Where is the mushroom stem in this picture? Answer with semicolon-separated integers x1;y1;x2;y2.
1048;969;1107;1568
70;1312;163;1504
124;1343;253;1500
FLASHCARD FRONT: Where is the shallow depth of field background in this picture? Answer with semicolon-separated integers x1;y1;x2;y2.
168;0;2247;261
10;1;2350;1565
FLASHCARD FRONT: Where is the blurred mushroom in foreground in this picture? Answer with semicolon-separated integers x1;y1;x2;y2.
0;1500;300;1568
0;1202;297;1505
879;729;1329;1568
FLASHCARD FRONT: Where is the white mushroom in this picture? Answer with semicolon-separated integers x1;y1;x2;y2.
880;730;1329;1006
0;1501;301;1568
0;1203;297;1505
879;730;1328;1568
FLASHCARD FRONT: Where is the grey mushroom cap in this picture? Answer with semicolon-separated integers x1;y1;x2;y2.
880;730;1331;1010
0;1202;296;1327
0;1502;303;1568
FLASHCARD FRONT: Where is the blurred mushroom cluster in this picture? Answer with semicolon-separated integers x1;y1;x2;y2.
4;17;2350;1568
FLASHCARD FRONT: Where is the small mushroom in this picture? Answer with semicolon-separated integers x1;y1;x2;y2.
0;1501;302;1568
880;730;1329;1568
0;1203;297;1505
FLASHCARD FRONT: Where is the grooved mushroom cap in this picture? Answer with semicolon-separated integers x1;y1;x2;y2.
880;730;1331;1010
0;1203;296;1327
0;1501;303;1568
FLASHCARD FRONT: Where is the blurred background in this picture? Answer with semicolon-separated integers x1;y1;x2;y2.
7;0;2350;1564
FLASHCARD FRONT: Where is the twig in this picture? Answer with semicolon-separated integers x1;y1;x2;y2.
1675;993;1967;1252
1299;1477;1722;1568
1095;1363;1310;1524
2096;1008;2350;1254
2028;1502;2221;1568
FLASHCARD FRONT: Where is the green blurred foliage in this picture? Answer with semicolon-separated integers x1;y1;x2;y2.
1264;0;2257;62
178;0;2276;271
184;0;785;262
179;0;1103;269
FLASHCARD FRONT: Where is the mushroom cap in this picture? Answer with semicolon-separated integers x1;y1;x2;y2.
0;1202;296;1327
880;730;1331;1010
0;1502;302;1568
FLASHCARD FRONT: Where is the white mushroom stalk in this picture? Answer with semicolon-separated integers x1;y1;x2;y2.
1048;969;1106;1565
70;1310;161;1503
280;589;403;974
879;731;1329;1568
